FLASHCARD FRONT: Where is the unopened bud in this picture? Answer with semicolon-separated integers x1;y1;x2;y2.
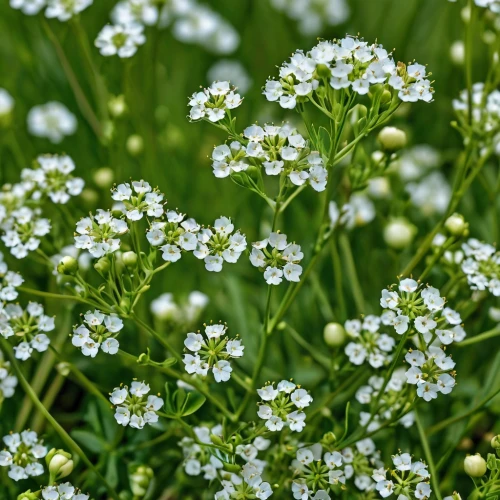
126;134;144;156
80;188;99;206
445;213;467;236
384;218;416;250
464;454;487;477
93;167;114;189
450;40;465;65
491;434;500;449
94;256;111;275
57;256;79;275
56;362;71;377
122;251;138;268
378;127;407;152
46;449;74;480
323;322;346;347
130;465;153;497
17;492;39;500
108;94;127;118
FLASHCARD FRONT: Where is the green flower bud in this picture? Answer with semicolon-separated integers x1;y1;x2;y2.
122;251;138;268
491;435;500;449
56;362;71;377
17;491;40;500
383;218;416;250
46;448;74;480
464;454;487;477
80;188;99;206
126;134;144;156
323;322;346;347
93;167;114;189
130;465;154;497
57;256;79;276
315;64;331;79
108;94;127;118
377;126;407;152
445;213;467;237
322;432;337;446
94;256;111;275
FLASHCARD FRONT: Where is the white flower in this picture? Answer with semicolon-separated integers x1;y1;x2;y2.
45;0;92;20
95;23;146;58
10;0;45;15
27;102;77;143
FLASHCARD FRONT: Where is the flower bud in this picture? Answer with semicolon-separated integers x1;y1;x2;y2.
56;362;71;377
108;94;127;118
94;256;111;275
383;218;416;250
315;63;331;79
17;492;39;500
445;213;467;236
464;454;487;477
323;322;346;347
122;251;138;268
126;134;144;156
57;256;79;276
80;188;99;206
93;167;114;189
129;465;154;497
377;127;407;152
491;434;500;449
46;449;74;480
450;40;465;65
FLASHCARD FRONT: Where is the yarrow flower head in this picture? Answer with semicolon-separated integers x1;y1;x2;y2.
95;23;146;58
461;238;500;296
193;216;246;272
212;123;328;192
0;302;54;361
182;322;244;382
146;210;200;263
0;355;18;400
0;430;47;481
21;154;84;204
344;315;395;368
37;482;90;499
264;35;433;110
74;209;128;258
0;251;23;302
27;102;77;144
72;310;123;357
373;453;431;499
257;380;312;432
250;232;303;285
45;0;93;21
112;180;165;221
188;80;242;122
109;380;164;429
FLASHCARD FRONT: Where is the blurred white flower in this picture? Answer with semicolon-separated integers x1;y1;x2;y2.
27;102;77;143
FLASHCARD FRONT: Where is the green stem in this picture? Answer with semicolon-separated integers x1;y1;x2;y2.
458;326;500;346
338;232;365;314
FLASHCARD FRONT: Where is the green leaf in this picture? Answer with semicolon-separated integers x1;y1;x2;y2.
105;454;119;489
71;430;107;454
181;391;206;416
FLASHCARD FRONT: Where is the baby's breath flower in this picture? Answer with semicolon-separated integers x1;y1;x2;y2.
183;322;243;382
461;238;500;296
27;102;77;144
112;180;165;221
0;430;47;481
109;381;164;429
0;355;18;400
0;251;23;302
95;23;146;58
72;310;123;357
250;232;303;285
188;81;242;122
45;0;93;21
329;194;376;230
39;482;89;499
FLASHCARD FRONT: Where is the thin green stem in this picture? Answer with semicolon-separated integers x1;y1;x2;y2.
458;326;500;346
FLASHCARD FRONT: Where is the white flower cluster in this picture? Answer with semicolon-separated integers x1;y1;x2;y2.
0;356;18;400
0;251;23;302
461;238;500;295
264;36;433;110
10;0;92;20
270;0;349;36
250;232;303;285
356;369;415;431
39;483;89;500
95;23;146;58
212;124;328;192
328;194;376;231
0;430;47;481
27;102;77;143
150;291;209;326
344;315;395;368
216;462;273;499
72;310;123;357
373;453;431;499
112;180;164;220
21;154;84;204
257;380;313;432
109;380;164;429
74;209;128;258
0;302;54;361
188;81;242;122
474;0;500;13
292;439;382;498
183;322;244;382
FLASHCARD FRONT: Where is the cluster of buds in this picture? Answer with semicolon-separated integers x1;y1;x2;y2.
183;322;244;382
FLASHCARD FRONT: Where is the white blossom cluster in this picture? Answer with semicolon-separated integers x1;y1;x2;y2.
344;315;395;368
38;483;90;500
373;453;431;499
0;430;47;481
328;195;376;231
10;0;92;20
474;0;500;14
216;462;273;499
292;439;382;498
72;310;123;357
27;102;77;143
264;36;433;110
0;251;23;302
270;0;349;36
74;209;128;258
212;124;328;192
250;232;303;285
183;322;244;382
461;238;500;296
0;302;54;361
188;81;242;122
257;380;313;432
150;291;209;326
21;154;84;204
95;23;146;58
109;380;164;429
355;369;415;431
112;180;165;221
0;356;18;400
